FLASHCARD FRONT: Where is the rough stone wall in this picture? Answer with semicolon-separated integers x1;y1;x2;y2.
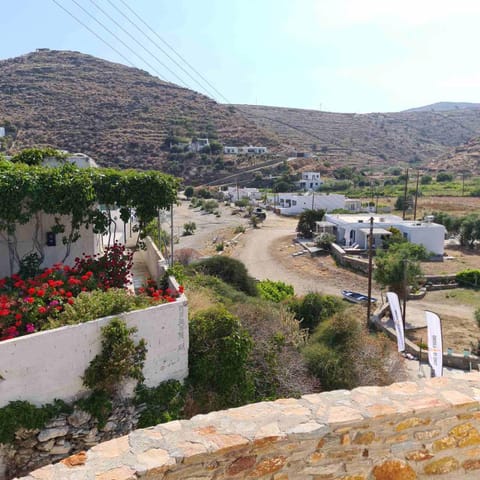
17;373;480;480
2;400;140;480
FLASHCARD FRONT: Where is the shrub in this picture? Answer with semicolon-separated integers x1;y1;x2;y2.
45;289;151;329
257;280;294;302
0;399;71;444
436;172;453;182
192;257;258;296
135;380;186;428
475;308;480;328
183;221;196;236
456;269;480;288
289;292;343;332
189;306;254;409
83;318;147;395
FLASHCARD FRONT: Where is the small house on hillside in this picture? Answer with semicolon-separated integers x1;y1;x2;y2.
298;172;322;191
224;145;267;155
323;213;446;256
221;187;262;202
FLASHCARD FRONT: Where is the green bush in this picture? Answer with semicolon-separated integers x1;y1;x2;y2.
0;400;71;444
135;380;186;428
257;280;294;302
475;308;480;328
289;292;342;331
189;306;254;409
192;257;258;296
44;289;151;329
456;269;480;288
303;313;360;390
76;391;112;429
83;318;147;395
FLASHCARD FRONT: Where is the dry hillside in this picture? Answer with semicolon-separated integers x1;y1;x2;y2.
0;49;280;180
238;104;480;172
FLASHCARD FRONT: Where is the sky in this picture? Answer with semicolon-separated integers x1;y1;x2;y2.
1;0;480;113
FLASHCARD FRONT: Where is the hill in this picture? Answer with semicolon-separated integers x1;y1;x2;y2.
2;49;480;182
405;102;480;112
427;137;480;173
0;49;280;181
237;104;480;172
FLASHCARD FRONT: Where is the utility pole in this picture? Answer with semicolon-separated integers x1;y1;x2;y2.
413;170;420;220
402;168;409;220
367;216;374;328
402;259;408;331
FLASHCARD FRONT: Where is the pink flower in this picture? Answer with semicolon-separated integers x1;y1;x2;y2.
25;323;35;333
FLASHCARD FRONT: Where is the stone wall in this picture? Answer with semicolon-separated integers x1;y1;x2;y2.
3;399;140;479
18;373;480;480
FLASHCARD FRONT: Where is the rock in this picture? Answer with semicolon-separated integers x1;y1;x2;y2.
15;428;39;440
100;421;117;433
37;426;69;442
68;409;92;428
50;442;72;455
36;439;55;452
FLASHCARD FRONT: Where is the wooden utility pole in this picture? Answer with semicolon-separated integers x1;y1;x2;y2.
402;168;409;220
367;216;374;328
413;170;420;220
170;205;174;267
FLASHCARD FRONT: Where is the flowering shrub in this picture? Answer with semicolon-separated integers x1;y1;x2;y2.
0;244;134;341
138;278;183;303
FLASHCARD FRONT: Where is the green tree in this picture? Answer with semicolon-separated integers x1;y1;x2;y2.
436;172;453;182
374;242;428;297
289;292;342;332
420;175;432;185
459;214;480;248
296;209;325;239
184;186;194;198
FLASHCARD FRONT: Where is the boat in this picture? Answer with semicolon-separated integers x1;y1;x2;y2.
341;290;377;304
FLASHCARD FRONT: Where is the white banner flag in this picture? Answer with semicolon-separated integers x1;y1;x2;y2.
386;292;405;352
425;311;443;377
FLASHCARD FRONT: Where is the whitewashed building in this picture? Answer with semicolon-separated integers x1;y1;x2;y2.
298;172;322;190
224;145;267;154
271;192;348;216
0;154;135;277
221;186;262;202
324;213;446;255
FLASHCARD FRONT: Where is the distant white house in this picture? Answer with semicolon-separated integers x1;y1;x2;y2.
298;172;322;191
189;138;209;152
271;192;349;215
224;145;267;155
323;213;446;256
221;187;262;202
0;154;134;277
0;127;5;138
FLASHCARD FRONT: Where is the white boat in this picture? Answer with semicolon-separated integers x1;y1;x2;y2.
341;290;377;304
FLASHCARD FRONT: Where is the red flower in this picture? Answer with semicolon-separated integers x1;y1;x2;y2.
38;306;47;314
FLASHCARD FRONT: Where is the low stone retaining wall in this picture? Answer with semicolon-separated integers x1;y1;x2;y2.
3;399;139;479
331;243;369;275
19;374;480;479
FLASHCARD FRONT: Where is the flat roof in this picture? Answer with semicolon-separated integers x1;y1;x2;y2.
359;227;392;235
326;214;402;223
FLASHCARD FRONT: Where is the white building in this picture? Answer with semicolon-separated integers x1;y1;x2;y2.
0;154;134;277
189;138;209;152
323;213;446;256
298;172;322;191
271;192;348;216
0;127;5;137
224;145;267;155
221;187;262;202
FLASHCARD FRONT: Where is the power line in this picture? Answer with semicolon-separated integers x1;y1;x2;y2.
116;0;230;103
87;0;194;90
69;0;182;85
103;0;220;101
51;0;136;68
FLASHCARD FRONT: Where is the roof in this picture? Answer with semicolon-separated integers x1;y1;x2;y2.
359;227;392;235
316;221;336;227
